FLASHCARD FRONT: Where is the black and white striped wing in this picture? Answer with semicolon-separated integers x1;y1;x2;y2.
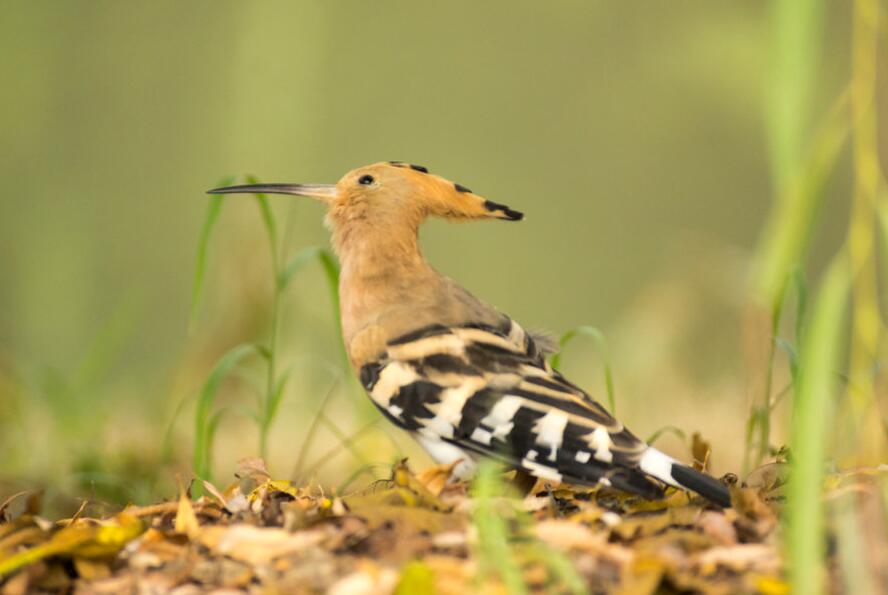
358;321;664;499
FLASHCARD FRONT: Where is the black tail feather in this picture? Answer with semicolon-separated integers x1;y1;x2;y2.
670;463;731;508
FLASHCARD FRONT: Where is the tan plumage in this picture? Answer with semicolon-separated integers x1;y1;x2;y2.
209;162;731;507
327;162;521;367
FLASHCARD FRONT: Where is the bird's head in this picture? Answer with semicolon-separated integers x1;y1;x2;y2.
208;161;523;232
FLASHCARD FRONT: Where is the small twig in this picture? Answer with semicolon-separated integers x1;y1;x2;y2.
292;379;342;477
124;499;223;518
299;418;382;480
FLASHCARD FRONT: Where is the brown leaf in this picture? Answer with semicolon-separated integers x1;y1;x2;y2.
73;557;112;580
691;432;711;472
0;560;49;595
730;487;778;541
200;480;229;509
0;514;143;578
697;511;737;546
205;524;325;566
0;493;29;524
744;462;789;496
0;526;45;557
23;493;41;517
174;489;200;539
616;557;665;595
533;519;609;553
416;461;459;497
329;561;398;595
73;573;135;594
689;544;781;576
235;457;272;494
345;500;464;534
391;460;450;511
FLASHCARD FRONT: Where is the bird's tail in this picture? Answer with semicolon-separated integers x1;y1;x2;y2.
638;447;731;508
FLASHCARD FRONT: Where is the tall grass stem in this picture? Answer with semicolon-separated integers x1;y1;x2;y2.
786;256;849;595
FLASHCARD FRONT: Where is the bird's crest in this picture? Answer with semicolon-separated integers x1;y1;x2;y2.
335;161;524;223
208;161;523;224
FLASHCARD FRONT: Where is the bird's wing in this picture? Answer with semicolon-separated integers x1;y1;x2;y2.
358;319;665;498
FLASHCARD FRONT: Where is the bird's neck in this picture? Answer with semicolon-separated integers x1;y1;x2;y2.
332;219;438;345
333;218;428;275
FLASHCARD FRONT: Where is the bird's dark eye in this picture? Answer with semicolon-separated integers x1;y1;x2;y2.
358;175;374;185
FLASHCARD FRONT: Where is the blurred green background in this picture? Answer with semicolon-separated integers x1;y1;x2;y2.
0;1;862;509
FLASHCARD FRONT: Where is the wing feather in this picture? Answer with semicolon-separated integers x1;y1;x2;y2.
359;320;661;497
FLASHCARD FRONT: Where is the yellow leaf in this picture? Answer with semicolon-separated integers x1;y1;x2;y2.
207;524;325;566
0;514;143;578
691;432;712;472
174;489;200;539
73;557;111;580
201;479;229;508
616;557;665;595
755;575;790;595
248;479;301;504
73;513;143;558
395;561;436;595
416;461;459;497
390;460;450;510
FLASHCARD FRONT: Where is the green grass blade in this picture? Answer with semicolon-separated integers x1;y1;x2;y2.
292;376;342;476
646;425;687;446
774;338;800;383
318;249;349;372
298;418;382;479
791;268;809;350
755;270;792;465
277;246;340;332
337;463;388;493
240;175;282;460
746;265;808;472
204;406;229;477
767;0;826;190
471;461;527;594
73;295;140;393
529;543;586;595
245;175;278;255
753;88;850;305
470;462;586;593
786;256;849;595
317;249;341;308
877;199;888;311
756;0;828;309
190;175;236;333
161;391;192;464
551;325;616;413
192;343;260;482
279;246;346;368
267;370;292;428
318;411;372;468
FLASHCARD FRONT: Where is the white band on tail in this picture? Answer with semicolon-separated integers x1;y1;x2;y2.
638;447;681;488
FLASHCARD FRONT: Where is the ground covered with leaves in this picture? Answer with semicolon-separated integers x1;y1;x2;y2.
0;455;885;595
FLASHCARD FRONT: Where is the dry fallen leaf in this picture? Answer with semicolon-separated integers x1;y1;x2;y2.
691;432;712;473
0;513;144;578
207;524;326;566
174;487;200;539
329;561;398;595
533;519;607;553
2;457;873;593
415;461;460;497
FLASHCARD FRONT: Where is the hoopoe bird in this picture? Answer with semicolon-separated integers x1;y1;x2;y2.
209;162;731;508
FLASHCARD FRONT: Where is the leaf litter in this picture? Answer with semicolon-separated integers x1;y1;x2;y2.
0;453;886;594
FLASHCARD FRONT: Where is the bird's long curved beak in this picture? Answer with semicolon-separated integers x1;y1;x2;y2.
207;183;338;204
